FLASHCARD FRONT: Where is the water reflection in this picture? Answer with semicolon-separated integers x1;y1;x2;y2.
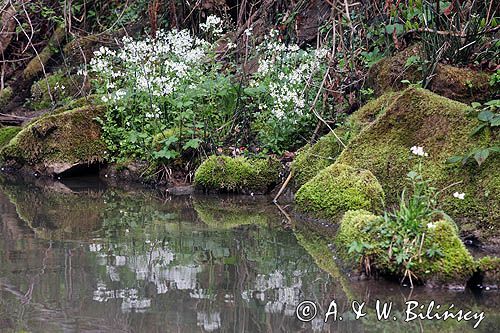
0;177;498;332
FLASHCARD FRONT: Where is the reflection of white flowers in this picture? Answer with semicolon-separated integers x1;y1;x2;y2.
410;146;428;157
453;192;465;200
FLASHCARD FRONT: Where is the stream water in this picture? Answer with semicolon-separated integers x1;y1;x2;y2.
0;177;498;332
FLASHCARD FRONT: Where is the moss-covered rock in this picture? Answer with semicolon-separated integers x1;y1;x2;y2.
291;92;401;188
30;72;88;110
337;87;499;242
367;45;493;103
0;103;106;175
295;163;385;220
0;127;21;148
367;45;493;104
477;256;500;290
194;155;282;194
336;210;475;287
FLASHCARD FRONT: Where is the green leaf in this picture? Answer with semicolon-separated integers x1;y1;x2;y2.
153;149;179;160
490;115;500;126
446;156;463;164
474;149;490;166
182;138;201;150
470;123;487;136
478;110;494;122
470;102;482;109
161;135;179;147
485;99;499;106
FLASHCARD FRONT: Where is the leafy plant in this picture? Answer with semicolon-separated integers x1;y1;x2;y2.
89;23;238;167
447;100;499;166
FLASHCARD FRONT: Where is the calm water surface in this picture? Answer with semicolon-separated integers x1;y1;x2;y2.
0;177;498;332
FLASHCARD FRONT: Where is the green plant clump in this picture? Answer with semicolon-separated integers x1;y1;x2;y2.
194;155;282;194
336;210;475;286
295;163;385;220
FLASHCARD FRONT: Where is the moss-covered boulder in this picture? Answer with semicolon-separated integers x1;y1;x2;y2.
0;103;106;175
336;210;475;287
477;256;500;290
367;45;493;104
30;72;88;110
295;163;384;220
194;155;281;194
0;127;21;148
337;87;499;243
291;92;401;188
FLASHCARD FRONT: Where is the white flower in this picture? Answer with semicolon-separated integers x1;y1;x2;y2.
199;15;223;35
244;27;253;37
427;222;436;229
410;146;428;157
453;192;465;200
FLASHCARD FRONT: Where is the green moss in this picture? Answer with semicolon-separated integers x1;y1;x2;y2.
477;256;500;288
194;155;282;194
0;86;13;108
30;72;87;110
0;127;21;148
335;209;380;260
337;87;499;241
291;92;401;188
0;104;106;168
421;220;476;284
429;64;492;104
295;163;385;220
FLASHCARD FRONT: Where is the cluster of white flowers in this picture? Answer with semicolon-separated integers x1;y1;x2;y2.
199;15;223;37
252;30;328;121
410;146;428;157
453;192;465;200
89;29;209;115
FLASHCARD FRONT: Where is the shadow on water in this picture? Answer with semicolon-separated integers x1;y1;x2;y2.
0;176;498;332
